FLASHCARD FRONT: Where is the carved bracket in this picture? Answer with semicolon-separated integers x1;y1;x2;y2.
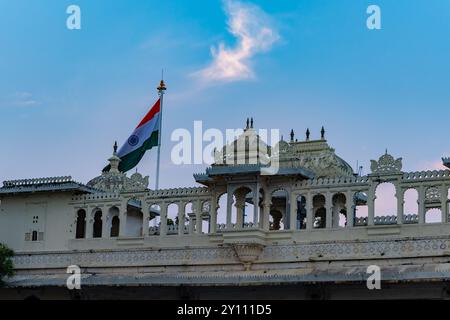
231;243;265;271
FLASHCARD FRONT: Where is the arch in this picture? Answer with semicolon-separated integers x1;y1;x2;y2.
404;188;418;223
296;194;307;230
270;188;288;230
185;202;194;233
167;203;179;235
75;209;86;239
332;193;346;227
313;194;326;228
374;182;397;219
448;187;450;221
31;230;38;241
108;206;120;237
201;200;211;233
426;208;442;223
354;191;368;226
110;216;120;237
269;209;282;230
216;193;228;226
149;204;161;235
232;186;253;228
92;209;102;238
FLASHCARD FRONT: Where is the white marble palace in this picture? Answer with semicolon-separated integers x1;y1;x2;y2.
1;119;450;299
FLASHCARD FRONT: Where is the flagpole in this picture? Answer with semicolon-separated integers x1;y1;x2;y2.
155;79;166;190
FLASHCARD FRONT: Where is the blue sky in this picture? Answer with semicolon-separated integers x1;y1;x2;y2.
1;0;450;188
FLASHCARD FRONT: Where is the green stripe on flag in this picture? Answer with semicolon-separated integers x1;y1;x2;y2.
103;130;159;173
118;130;159;173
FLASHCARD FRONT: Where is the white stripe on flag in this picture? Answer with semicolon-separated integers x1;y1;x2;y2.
117;113;160;157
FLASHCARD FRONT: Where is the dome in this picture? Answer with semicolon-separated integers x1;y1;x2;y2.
87;143;149;193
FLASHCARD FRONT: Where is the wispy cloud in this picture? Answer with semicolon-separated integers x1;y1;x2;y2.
415;158;448;171
194;0;279;82
12;91;39;107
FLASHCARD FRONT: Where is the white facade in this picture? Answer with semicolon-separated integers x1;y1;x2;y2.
1;123;450;299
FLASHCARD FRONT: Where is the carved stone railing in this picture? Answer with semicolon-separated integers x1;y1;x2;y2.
402;170;450;181
146;187;210;198
296;176;370;188
149;225;189;235
354;214;420;226
72;192;120;202
3;176;73;187
215;222;258;232
292;169;450;190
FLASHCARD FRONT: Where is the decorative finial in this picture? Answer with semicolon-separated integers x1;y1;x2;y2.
246;118;249;129
321;126;325;139
250;117;254;128
157;79;166;92
108;141;121;173
281;135;284;141
306;128;310;141
290;129;294;142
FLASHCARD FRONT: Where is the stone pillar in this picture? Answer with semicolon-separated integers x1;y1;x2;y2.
306;193;314;230
73;208;82;239
188;214;195;234
235;203;244;228
253;190;259;226
367;186;375;226
141;202;149;237
195;200;202;234
160;203;167;236
118;201;127;237
102;209;109;238
441;185;448;223
346;190;354;227
396;187;404;225
86;209;94;238
290;192;297;231
418;186;426;224
262;200;271;230
210;199;218;234
178;202;186;235
226;195;233;229
325;192;333;229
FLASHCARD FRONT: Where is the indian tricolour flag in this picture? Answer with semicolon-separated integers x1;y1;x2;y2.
107;99;161;173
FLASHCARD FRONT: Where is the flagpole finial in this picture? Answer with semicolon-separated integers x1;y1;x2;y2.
157;79;167;92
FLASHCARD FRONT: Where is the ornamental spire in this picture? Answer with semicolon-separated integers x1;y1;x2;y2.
108;141;121;173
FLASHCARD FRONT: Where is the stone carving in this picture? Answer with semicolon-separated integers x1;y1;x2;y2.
425;186;441;202
289;151;353;178
232;243;265;271
370;151;402;175
87;171;149;193
87;145;150;193
124;172;149;192
12;236;450;270
274;139;354;178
